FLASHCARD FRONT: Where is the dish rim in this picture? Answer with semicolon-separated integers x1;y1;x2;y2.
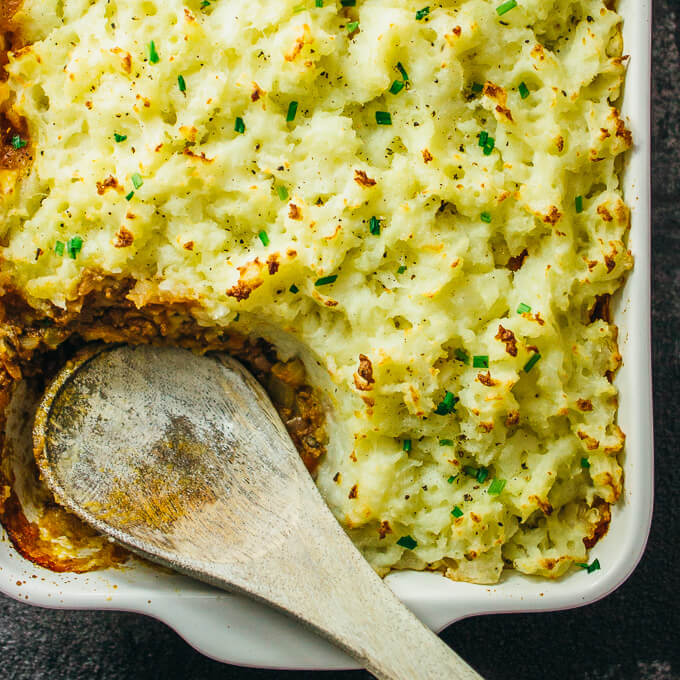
0;0;653;671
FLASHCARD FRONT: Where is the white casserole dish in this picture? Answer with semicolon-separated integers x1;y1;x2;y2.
0;0;653;670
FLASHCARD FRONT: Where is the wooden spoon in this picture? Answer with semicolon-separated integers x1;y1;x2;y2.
33;344;482;680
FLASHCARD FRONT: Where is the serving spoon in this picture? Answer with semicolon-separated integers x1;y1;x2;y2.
33;344;482;680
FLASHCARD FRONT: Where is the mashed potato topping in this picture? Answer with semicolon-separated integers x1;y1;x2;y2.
0;0;631;583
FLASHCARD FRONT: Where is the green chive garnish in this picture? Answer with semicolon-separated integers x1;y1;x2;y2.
523;352;541;372
435;391;458;415
67;236;83;259
276;186;289;201
496;0;517;16
415;6;430;20
473;355;489;368
389;80;405;95
346;21;359;33
575;558;601;574
11;135;27;150
178;75;186;93
575;195;584;213
369;216;381;235
488;478;506;495
518;82;530;99
131;173;144;190
439;439;454;446
517;302;531;314
447;475;457;484
397;265;407;274
478;131;488;147
234;117;245;134
315;0;324;6
114;133;127;143
54;241;65;256
454;348;470;365
581;457;591;469
286;101;299;122
403;439;412;452
483;137;495;155
315;275;337;286
476;467;489;483
125;191;135;201
148;41;160;64
200;0;211;7
397;62;409;82
290;284;300;294
397;535;417;550
471;82;484;93
463;465;478;477
376;111;392;125
340;0;356;5
481;212;492;223
451;506;464;518
258;230;269;246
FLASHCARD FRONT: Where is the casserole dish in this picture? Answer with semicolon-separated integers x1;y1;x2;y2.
0;0;652;670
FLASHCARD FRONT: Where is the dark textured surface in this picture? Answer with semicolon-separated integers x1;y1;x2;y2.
1;3;678;679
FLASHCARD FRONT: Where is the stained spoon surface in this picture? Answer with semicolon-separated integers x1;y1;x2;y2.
33;344;482;680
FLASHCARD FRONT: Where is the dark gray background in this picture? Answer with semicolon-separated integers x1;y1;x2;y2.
1;3;677;679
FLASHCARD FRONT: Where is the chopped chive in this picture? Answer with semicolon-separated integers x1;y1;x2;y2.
114;133;127;143
286;101;299;122
471;82;484;93
375;111;392;125
54;240;65;256
200;0;211;7
575;195;584;213
575;558;601;574
316;0;324;5
389;80;405;95
178;75;186;93
454;348;470;365
315;274;337;287
125;191;135;201
369;216;381;235
131;173;144;190
488;478;507;495
473;355;489;369
483;137;495;155
148;41;160;64
517;302;532;314
523;352;541;373
289;284;300;294
276;186;289;201
581;457;591;469
346;20;360;33
463;465;478;477
439;439;454;446
11;135;27;150
403;439;412;452
397;265;407;274
396;62;409;82
480;212;492;223
435;390;458;415
340;0;356;5
67;236;83;259
496;0;518;16
518;81;530;99
447;475;457;484
397;535;417;550
451;506;464;518
415;6;430;20
258;230;270;246
476;467;489;483
478;131;488;147
234;117;245;134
